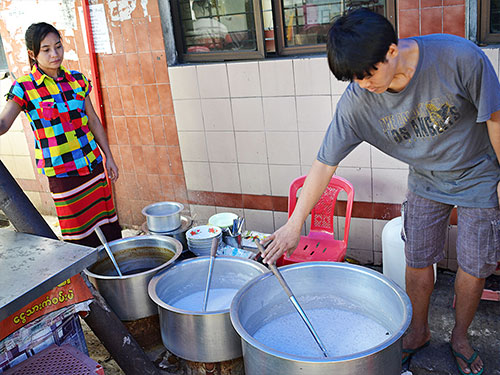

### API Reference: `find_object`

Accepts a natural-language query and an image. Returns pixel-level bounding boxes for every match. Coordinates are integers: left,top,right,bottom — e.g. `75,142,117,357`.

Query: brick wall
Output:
0,0,187,227
398,0,466,38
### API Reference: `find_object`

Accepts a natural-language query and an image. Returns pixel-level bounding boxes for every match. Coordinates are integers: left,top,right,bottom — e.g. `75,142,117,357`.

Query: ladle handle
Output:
254,239,329,358
210,236,218,257
94,225,108,245
95,226,123,277
202,237,219,311
254,241,295,297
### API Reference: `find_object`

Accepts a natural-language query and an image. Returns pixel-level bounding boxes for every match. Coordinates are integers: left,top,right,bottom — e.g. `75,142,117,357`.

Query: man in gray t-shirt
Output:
262,8,500,375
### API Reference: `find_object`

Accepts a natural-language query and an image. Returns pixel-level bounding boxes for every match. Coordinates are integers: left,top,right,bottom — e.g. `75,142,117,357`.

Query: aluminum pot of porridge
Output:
148,256,267,362
230,262,412,375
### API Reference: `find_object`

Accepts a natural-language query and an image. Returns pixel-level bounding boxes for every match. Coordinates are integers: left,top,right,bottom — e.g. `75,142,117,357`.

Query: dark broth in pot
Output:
90,246,174,276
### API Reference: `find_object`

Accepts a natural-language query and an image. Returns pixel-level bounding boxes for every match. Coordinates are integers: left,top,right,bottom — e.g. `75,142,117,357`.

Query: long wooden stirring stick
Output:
254,240,329,358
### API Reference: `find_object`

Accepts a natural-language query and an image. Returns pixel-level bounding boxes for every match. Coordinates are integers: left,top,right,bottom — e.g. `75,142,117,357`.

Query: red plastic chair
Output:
278,175,354,266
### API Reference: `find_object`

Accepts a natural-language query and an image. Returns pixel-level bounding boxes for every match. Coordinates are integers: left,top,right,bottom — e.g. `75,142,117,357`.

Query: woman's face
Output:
33,32,64,72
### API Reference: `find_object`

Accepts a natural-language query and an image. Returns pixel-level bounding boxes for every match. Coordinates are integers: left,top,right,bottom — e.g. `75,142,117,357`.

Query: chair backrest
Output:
288,175,355,244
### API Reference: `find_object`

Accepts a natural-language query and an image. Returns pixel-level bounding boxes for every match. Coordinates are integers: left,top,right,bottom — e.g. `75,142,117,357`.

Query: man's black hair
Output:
327,8,397,81
25,22,61,68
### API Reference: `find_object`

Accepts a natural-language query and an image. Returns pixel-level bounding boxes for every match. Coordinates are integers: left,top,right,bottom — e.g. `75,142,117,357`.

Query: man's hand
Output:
261,221,302,264
106,157,119,183
259,160,337,264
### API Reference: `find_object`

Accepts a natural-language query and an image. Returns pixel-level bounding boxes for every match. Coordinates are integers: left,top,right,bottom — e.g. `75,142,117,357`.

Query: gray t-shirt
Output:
317,34,500,208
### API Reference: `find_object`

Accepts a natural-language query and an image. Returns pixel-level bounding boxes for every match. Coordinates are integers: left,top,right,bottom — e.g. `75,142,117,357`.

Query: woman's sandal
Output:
450,345,484,375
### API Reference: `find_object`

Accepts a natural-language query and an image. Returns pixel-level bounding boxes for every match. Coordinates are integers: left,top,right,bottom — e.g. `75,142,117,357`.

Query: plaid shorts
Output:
402,190,500,278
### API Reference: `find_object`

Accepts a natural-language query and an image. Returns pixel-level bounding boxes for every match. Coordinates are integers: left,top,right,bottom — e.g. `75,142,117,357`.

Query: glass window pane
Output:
179,0,257,54
282,0,386,47
491,0,500,33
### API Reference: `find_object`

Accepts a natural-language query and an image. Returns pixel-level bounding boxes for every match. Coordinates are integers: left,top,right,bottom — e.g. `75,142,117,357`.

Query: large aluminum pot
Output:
148,256,268,362
84,235,182,321
142,201,184,232
230,262,412,375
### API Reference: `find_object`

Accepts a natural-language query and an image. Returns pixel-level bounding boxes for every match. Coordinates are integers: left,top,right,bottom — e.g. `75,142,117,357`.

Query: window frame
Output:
272,0,396,56
479,0,500,44
170,0,266,62
169,0,397,62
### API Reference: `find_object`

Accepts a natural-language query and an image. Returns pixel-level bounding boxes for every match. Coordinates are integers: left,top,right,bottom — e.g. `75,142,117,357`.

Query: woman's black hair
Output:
25,22,61,68
327,8,397,82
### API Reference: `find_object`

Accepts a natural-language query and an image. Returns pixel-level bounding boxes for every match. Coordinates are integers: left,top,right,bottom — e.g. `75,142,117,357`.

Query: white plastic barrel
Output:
382,217,436,291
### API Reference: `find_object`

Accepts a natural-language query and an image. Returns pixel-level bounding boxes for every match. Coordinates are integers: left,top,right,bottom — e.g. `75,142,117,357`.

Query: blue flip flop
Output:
402,340,430,365
450,345,484,375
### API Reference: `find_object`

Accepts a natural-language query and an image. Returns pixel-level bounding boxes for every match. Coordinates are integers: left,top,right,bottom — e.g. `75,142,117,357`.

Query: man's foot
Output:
450,339,484,375
402,329,431,364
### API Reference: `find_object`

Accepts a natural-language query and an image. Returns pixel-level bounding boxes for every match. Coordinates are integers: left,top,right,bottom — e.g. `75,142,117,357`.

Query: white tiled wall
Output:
169,49,500,267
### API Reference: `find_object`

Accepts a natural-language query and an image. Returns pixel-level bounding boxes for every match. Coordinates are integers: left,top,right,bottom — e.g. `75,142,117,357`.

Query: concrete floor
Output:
403,269,500,375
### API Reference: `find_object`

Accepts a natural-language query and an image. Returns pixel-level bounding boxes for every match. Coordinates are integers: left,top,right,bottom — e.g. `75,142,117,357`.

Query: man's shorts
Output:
402,190,500,278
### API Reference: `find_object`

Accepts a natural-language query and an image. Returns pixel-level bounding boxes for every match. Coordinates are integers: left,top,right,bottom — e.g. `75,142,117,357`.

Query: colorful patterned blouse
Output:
6,64,102,177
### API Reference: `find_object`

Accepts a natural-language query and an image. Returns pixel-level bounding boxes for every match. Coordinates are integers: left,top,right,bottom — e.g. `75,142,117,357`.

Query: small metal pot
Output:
148,256,268,362
143,216,192,252
84,235,182,321
142,201,184,232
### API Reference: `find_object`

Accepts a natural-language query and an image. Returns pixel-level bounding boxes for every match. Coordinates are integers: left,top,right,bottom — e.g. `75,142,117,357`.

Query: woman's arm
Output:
261,160,338,264
85,97,119,182
486,109,500,208
0,100,22,135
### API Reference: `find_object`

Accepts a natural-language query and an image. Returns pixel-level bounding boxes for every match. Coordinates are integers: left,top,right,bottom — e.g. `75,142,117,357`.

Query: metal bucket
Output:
84,235,182,321
230,262,412,375
148,256,268,362
142,215,192,252
142,201,184,232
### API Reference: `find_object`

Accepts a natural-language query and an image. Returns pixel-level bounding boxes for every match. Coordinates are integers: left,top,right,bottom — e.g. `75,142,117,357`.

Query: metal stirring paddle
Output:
202,237,219,311
254,240,329,358
94,226,123,277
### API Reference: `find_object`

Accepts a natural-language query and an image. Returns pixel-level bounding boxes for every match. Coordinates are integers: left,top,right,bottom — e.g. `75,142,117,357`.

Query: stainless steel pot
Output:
142,201,184,232
148,256,268,362
230,262,412,375
84,235,182,321
143,215,192,252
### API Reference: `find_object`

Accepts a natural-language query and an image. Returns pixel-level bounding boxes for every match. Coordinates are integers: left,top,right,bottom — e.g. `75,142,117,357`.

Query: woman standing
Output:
0,22,122,247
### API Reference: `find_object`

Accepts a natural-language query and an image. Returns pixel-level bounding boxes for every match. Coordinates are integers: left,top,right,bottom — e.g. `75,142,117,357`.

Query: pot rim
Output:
148,256,268,316
142,201,184,217
229,261,412,363
83,235,183,280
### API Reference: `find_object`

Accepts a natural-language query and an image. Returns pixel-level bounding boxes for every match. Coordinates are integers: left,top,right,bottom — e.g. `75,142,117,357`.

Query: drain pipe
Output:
0,161,160,375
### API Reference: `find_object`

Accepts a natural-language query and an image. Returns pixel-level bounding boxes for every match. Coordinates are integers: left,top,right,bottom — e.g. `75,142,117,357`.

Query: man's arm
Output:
486,109,500,208
262,160,338,264
85,98,119,182
0,100,22,136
